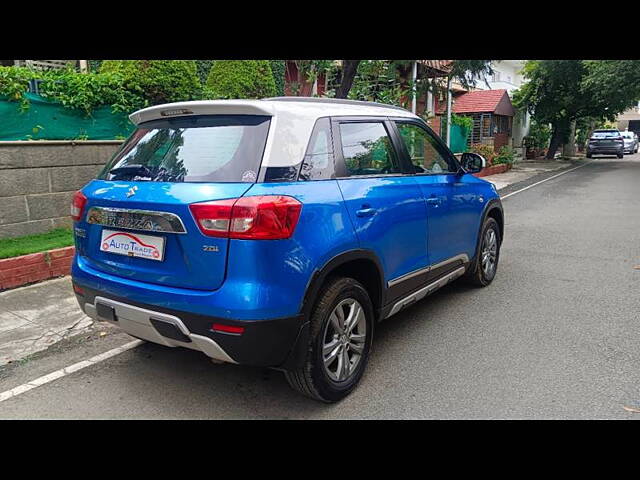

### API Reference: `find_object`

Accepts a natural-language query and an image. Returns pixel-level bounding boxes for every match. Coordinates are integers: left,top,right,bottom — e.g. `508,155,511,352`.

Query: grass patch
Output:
0,228,74,259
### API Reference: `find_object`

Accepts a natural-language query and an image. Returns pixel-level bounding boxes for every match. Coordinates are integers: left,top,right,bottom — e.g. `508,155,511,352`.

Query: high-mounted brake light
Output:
189,195,302,240
70,191,87,222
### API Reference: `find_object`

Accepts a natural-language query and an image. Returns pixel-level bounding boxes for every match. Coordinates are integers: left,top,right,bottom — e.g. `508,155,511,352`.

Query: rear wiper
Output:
108,164,152,179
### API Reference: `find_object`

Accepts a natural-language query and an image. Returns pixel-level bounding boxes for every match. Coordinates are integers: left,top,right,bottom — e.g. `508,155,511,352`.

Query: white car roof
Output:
129,98,419,167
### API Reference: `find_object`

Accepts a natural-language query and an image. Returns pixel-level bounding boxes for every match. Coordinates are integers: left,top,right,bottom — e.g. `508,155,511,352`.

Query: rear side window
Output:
339,122,400,176
299,118,335,181
98,115,271,183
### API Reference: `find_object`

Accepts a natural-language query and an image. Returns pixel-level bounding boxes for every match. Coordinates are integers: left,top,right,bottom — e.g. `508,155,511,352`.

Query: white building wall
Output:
475,60,530,152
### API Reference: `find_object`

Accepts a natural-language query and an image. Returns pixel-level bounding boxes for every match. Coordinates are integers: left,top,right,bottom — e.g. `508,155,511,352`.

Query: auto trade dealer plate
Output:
100,229,165,261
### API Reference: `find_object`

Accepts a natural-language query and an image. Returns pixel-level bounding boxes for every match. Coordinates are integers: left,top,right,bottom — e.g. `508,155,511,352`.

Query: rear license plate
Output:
100,229,165,261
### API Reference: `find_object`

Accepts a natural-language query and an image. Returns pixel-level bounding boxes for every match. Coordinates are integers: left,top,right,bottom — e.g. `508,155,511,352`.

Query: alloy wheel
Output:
481,228,498,278
322,298,367,383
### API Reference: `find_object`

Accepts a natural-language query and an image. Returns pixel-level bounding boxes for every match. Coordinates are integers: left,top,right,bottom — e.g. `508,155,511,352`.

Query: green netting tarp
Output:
450,124,469,154
0,93,135,140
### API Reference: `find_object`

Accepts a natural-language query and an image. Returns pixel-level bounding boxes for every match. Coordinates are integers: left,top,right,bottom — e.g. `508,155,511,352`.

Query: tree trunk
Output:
562,119,576,157
546,119,570,159
335,60,360,99
546,125,563,159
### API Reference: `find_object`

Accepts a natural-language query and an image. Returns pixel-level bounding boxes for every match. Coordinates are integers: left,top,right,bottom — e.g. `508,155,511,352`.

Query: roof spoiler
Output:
129,100,275,126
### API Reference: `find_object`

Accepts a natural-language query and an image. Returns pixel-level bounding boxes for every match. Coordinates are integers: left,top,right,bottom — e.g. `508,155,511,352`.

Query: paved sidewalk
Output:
482,158,576,190
0,277,93,365
0,157,583,367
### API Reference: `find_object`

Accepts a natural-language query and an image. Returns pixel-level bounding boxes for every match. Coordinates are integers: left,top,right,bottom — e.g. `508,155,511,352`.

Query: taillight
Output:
70,191,87,222
189,195,302,240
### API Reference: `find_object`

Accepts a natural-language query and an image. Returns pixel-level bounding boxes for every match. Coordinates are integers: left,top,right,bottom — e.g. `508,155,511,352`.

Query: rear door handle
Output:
426,197,441,206
356,208,377,217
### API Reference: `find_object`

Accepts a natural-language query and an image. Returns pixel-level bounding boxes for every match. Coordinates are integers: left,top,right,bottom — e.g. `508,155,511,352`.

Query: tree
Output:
285,60,334,96
335,60,361,99
347,60,410,106
439,60,493,144
205,60,276,99
513,60,640,159
448,60,494,90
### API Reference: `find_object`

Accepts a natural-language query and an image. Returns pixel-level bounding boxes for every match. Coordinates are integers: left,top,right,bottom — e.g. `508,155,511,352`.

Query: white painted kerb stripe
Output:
0,339,143,403
501,161,592,199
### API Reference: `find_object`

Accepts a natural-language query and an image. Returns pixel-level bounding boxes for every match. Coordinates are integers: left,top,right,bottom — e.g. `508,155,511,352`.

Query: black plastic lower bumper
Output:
75,283,306,368
587,147,623,155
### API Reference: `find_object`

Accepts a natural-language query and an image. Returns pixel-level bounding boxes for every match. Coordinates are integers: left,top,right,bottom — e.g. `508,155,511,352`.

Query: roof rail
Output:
262,96,410,113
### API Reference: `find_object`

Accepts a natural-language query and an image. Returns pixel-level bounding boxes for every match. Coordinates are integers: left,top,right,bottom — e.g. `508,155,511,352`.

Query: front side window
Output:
98,115,271,183
396,122,456,174
339,122,400,176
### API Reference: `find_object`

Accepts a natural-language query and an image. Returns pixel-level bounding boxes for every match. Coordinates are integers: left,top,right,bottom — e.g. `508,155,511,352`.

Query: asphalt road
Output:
1,155,640,419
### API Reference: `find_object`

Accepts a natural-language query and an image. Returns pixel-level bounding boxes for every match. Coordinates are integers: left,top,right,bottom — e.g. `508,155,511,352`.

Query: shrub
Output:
270,60,286,96
0,66,143,115
523,119,551,150
451,114,473,132
38,69,145,114
0,66,35,109
100,60,201,105
195,60,214,84
470,143,496,163
88,60,102,73
205,60,277,99
493,145,515,165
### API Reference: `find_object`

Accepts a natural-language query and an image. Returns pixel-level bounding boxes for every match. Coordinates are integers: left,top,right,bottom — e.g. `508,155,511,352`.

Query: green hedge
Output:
195,60,214,84
270,60,286,96
205,60,276,99
100,60,201,106
0,65,144,115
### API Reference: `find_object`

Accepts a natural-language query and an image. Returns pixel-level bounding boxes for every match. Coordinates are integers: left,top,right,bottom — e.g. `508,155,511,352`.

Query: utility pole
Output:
446,75,452,147
411,61,418,114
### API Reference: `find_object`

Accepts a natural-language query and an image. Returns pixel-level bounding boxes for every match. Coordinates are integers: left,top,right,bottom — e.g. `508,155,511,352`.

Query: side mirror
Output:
460,152,486,174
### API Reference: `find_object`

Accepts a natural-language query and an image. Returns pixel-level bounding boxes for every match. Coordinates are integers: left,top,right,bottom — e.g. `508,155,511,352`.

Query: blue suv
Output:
71,97,503,402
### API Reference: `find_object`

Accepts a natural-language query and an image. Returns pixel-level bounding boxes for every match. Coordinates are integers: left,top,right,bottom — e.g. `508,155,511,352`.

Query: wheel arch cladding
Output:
302,250,385,321
486,206,504,244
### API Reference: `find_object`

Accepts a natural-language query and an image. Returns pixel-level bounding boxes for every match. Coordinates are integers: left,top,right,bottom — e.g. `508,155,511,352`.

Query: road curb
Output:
0,246,75,291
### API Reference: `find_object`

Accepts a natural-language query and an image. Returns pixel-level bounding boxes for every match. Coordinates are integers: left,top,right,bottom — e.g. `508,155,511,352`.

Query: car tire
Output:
586,152,592,158
284,276,374,403
618,153,624,159
462,217,501,287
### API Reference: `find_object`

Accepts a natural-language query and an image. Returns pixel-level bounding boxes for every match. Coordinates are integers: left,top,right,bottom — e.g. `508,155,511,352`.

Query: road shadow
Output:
102,280,478,419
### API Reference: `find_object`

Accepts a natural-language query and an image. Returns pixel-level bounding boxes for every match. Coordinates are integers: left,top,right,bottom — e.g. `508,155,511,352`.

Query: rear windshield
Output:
98,115,271,183
591,131,620,139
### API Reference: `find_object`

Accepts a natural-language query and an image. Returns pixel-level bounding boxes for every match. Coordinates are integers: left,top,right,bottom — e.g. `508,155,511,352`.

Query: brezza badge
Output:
100,230,165,261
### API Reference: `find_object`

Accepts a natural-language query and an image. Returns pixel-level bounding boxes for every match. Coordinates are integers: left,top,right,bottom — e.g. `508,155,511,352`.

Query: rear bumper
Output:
587,145,623,154
74,282,306,368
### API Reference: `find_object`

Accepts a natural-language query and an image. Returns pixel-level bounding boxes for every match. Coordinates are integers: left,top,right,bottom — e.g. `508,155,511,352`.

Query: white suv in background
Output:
621,131,638,154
